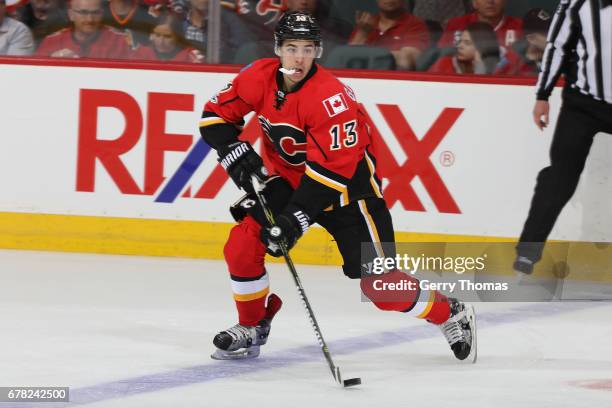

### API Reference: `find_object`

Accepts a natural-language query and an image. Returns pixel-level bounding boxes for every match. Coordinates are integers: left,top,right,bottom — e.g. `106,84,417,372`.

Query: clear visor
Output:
275,43,323,59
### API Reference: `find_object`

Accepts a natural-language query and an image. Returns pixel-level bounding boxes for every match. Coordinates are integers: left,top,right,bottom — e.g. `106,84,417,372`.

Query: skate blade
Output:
210,346,260,360
465,304,477,364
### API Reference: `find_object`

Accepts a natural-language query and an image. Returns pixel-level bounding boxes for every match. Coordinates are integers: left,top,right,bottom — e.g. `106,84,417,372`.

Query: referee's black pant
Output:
517,86,612,262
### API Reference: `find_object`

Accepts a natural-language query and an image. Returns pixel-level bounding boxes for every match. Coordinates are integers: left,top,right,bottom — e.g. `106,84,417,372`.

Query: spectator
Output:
348,0,429,70
101,0,157,48
36,0,130,58
285,0,351,54
17,0,69,46
412,0,471,26
219,0,286,61
182,0,251,63
0,0,34,55
439,0,522,50
429,22,501,75
183,0,207,51
505,8,552,76
132,10,204,62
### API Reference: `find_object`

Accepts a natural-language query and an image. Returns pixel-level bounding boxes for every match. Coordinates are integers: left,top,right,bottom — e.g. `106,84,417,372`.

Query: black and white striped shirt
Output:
537,0,612,104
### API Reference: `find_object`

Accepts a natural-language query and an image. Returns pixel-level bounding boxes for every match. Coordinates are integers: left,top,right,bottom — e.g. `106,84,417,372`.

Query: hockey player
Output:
199,11,476,362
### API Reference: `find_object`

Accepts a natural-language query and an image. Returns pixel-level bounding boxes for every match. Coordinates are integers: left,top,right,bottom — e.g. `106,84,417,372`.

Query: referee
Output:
514,0,612,274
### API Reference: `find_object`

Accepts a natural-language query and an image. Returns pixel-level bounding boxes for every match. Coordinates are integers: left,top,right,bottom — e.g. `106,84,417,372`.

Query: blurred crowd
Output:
0,0,557,76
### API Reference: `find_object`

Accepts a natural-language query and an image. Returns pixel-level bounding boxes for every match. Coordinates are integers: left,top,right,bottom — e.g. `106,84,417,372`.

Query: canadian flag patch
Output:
322,93,348,117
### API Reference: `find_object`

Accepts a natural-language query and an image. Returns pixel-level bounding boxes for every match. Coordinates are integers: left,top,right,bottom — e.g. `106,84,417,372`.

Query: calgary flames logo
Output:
256,0,285,16
258,116,307,166
235,0,286,24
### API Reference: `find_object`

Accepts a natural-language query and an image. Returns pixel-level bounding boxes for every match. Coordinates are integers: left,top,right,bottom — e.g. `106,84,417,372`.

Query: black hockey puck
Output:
343,378,361,387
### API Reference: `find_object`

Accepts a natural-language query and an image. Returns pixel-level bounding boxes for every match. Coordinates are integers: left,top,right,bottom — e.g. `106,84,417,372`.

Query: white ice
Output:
0,249,611,408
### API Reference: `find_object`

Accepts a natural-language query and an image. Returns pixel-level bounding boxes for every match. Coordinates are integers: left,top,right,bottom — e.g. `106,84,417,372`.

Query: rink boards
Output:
2,58,612,272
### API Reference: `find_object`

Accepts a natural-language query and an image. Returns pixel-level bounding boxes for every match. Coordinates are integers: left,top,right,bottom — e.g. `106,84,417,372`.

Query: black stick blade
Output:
343,378,362,387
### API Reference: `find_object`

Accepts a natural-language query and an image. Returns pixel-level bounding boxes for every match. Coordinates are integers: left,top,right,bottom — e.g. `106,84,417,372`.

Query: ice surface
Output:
0,249,611,408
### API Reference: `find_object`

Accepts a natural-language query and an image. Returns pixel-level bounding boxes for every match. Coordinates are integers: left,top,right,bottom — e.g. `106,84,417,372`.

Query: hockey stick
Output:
251,175,361,388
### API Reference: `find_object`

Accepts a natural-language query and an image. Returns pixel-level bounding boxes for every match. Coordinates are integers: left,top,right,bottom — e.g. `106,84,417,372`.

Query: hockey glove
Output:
218,141,267,192
260,209,310,257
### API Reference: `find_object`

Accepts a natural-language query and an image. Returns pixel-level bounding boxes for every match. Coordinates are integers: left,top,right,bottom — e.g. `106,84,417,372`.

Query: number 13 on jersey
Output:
330,120,358,150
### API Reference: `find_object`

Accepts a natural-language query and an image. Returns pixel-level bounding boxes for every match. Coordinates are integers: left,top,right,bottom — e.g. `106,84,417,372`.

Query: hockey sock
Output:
224,216,269,326
232,272,269,326
360,269,450,325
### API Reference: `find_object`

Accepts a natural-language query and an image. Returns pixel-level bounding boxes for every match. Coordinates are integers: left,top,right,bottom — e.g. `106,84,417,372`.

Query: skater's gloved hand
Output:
260,209,310,257
218,141,267,192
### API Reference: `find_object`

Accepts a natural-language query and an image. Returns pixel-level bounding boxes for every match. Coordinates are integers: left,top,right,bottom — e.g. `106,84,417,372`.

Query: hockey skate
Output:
211,293,282,360
439,298,477,363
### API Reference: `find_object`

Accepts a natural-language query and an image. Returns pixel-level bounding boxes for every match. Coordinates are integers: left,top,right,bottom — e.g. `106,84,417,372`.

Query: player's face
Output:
151,23,178,54
279,40,317,86
377,0,404,13
69,0,103,35
286,0,316,13
473,0,506,19
457,30,477,62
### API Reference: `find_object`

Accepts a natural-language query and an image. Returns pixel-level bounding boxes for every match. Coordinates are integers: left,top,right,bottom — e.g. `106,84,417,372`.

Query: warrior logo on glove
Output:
217,141,268,192
261,209,310,257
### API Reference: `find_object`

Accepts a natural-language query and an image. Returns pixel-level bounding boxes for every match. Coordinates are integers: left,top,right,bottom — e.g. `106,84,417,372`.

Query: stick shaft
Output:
251,176,341,383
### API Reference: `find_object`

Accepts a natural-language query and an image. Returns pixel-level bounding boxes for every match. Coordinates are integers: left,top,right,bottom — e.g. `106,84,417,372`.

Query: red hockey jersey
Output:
348,12,430,52
202,58,383,211
36,26,131,59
